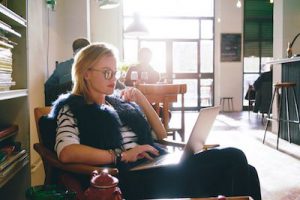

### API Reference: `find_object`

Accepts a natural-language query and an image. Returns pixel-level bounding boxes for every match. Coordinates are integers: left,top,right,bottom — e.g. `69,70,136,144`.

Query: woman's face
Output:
84,55,117,96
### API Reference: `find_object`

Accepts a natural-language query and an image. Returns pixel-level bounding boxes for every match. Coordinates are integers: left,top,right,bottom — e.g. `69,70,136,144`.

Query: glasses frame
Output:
89,68,118,80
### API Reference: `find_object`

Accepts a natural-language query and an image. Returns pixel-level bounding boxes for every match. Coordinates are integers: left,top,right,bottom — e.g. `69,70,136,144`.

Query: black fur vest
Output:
50,93,154,150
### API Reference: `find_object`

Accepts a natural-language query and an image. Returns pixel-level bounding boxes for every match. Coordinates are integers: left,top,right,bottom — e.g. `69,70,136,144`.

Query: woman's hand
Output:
121,87,145,104
121,145,159,163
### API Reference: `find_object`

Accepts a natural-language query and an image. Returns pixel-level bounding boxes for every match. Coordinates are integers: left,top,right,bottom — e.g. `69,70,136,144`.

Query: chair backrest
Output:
34,107,52,144
137,83,187,141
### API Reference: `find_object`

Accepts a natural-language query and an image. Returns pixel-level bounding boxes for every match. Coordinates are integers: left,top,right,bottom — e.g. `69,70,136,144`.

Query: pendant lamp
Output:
124,13,148,37
236,0,242,8
98,0,120,9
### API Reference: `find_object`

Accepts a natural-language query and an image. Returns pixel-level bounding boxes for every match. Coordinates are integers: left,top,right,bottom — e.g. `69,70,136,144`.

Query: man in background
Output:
124,47,160,86
44,38,90,106
253,65,273,113
254,65,273,91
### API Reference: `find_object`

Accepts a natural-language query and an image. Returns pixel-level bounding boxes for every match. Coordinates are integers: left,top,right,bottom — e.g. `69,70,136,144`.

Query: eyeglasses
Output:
89,68,118,80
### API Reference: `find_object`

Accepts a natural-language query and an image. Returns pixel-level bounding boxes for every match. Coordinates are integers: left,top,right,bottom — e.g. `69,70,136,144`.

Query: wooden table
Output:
148,196,253,200
137,83,187,141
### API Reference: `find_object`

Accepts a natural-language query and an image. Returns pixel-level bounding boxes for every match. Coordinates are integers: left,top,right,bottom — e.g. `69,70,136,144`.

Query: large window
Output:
123,0,214,110
243,0,273,108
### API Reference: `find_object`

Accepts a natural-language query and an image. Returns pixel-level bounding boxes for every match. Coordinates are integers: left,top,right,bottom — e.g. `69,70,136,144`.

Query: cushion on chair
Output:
38,115,57,152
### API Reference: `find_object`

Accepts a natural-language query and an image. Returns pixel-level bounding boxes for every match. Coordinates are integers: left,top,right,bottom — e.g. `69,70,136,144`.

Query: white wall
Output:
273,0,300,84
28,0,48,186
90,0,123,55
215,0,244,111
271,0,300,132
28,0,90,186
46,0,90,77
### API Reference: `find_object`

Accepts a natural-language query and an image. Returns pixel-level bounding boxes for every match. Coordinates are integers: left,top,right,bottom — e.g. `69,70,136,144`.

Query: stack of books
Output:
0,20,16,91
0,125,28,178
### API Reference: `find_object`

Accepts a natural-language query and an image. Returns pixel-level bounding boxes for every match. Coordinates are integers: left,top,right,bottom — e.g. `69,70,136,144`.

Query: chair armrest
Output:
156,138,185,148
203,144,220,150
33,143,118,176
156,139,219,151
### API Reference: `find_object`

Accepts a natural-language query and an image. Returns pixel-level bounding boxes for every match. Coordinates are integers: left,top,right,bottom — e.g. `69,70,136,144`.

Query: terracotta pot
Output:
84,170,122,200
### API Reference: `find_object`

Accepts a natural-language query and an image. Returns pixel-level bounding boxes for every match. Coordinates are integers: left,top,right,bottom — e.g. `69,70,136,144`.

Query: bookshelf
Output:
0,1,29,199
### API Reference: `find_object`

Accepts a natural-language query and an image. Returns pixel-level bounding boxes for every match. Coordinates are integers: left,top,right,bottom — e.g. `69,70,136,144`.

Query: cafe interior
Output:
1,0,300,199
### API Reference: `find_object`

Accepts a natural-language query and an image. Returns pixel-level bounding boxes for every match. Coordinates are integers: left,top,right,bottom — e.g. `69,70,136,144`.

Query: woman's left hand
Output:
120,87,144,103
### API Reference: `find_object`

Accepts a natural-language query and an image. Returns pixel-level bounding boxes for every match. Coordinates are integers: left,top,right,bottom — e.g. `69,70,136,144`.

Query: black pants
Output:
118,147,261,200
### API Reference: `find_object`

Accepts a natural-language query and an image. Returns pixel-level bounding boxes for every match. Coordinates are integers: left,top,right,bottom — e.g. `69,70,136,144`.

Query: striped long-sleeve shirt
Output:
54,105,139,157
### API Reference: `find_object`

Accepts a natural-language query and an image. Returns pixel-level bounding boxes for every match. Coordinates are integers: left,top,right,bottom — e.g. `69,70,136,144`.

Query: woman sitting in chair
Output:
50,43,261,200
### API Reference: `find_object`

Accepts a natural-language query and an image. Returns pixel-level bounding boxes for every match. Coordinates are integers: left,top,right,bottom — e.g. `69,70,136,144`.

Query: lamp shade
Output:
124,13,148,37
98,0,120,9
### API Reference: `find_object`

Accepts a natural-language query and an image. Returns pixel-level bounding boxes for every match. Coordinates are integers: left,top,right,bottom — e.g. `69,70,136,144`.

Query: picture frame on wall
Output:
221,33,241,62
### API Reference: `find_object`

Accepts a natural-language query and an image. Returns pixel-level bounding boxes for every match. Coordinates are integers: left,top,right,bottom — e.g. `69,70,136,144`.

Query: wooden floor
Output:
170,111,300,200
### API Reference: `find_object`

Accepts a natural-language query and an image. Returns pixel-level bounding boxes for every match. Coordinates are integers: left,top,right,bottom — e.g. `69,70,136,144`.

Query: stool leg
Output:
292,87,300,134
277,89,283,150
220,99,222,111
263,88,277,144
222,99,224,111
285,88,291,143
227,99,230,111
231,99,234,111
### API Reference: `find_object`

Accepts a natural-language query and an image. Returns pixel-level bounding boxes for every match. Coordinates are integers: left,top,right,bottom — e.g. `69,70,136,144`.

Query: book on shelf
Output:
0,124,18,140
0,19,21,37
0,73,12,82
0,40,13,49
0,35,17,46
0,149,26,172
0,81,15,90
0,66,12,72
0,152,28,177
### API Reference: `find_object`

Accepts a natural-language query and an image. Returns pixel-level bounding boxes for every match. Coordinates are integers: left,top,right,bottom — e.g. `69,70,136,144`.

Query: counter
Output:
266,58,300,145
266,56,300,65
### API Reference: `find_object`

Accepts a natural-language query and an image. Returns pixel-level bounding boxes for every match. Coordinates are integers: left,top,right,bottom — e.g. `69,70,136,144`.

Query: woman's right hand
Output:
121,145,159,163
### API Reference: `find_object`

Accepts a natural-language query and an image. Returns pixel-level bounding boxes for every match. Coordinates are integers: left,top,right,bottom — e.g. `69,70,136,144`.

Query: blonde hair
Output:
71,43,118,100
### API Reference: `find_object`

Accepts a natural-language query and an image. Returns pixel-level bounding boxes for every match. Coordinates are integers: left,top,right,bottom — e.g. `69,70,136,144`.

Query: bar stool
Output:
263,82,300,149
220,97,234,112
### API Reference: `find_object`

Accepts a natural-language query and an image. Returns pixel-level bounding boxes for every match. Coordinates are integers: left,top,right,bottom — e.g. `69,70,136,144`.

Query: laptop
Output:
130,106,220,171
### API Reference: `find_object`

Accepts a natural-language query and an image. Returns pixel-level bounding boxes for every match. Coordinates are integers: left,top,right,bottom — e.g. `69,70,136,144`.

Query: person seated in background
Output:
44,38,90,106
124,47,160,86
49,42,261,200
253,65,273,114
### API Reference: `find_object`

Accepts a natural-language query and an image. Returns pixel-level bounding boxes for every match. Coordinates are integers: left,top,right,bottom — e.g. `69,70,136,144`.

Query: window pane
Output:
140,41,166,73
123,39,138,64
124,18,199,39
173,42,197,73
173,79,198,107
123,0,214,17
200,40,213,73
201,20,213,39
244,57,259,73
200,79,213,107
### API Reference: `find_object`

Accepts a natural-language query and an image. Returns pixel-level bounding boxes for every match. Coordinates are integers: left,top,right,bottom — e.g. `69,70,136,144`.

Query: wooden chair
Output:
33,106,218,199
137,83,187,141
33,107,187,183
33,107,118,186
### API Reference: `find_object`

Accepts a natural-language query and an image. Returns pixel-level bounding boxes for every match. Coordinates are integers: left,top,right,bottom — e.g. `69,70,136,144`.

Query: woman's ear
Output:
84,70,90,81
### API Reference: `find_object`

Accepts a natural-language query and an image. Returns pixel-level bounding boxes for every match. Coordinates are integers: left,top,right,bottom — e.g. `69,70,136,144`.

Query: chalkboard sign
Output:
221,33,241,62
